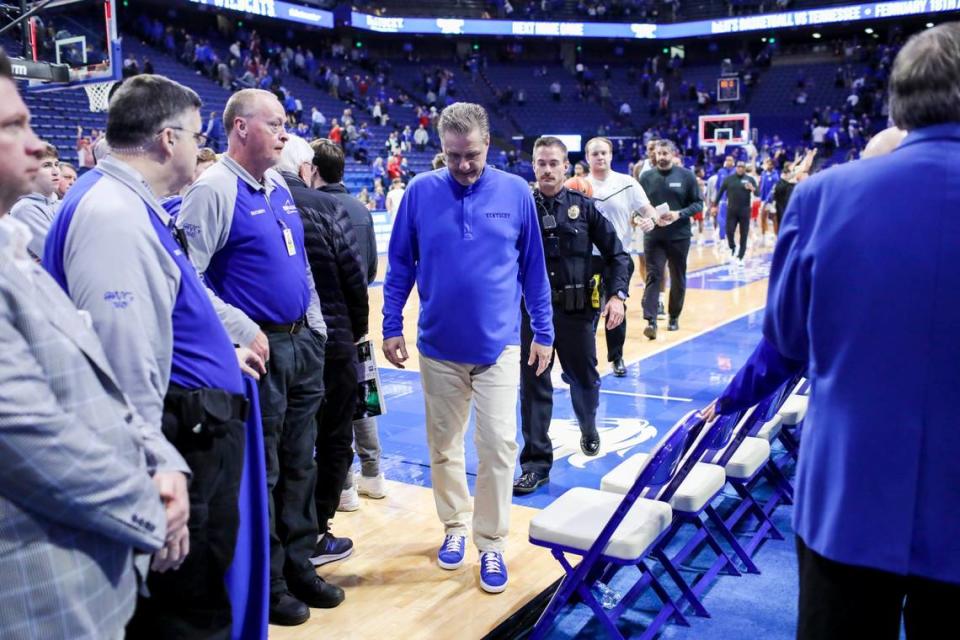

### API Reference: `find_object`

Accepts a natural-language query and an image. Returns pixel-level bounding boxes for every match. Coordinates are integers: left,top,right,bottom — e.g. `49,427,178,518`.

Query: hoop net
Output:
82,81,117,112
715,140,728,157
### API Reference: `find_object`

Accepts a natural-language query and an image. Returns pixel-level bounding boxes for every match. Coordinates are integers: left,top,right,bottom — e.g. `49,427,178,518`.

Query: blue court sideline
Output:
372,309,766,509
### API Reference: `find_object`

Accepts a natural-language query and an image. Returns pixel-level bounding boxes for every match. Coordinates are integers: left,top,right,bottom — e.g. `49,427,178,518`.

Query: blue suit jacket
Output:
765,123,960,584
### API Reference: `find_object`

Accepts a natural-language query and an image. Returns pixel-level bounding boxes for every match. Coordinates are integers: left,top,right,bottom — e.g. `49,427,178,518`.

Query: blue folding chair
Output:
702,392,797,565
601,409,751,614
772,375,808,465
527,412,707,640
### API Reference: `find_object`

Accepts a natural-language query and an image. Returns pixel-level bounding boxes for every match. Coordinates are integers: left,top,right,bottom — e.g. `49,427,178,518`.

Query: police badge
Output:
567,205,580,220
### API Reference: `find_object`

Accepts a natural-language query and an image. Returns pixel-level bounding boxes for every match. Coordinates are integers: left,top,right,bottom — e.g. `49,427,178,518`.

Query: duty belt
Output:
163,383,250,441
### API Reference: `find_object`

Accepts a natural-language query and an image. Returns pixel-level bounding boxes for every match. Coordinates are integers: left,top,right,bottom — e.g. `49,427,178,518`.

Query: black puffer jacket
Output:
282,171,368,360
319,183,378,284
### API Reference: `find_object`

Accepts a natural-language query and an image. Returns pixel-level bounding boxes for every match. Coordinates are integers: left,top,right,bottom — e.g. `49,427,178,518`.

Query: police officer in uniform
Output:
514,136,631,495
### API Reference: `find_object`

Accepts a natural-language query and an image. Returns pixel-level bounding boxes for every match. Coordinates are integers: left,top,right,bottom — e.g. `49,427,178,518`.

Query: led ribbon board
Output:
351,1,959,39
187,0,334,28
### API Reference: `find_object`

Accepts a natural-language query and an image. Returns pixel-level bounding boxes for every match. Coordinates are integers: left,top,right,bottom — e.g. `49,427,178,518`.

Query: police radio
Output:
532,188,557,230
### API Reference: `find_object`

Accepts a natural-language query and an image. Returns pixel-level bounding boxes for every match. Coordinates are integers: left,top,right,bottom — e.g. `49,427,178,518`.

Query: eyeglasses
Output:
159,126,208,147
261,119,286,134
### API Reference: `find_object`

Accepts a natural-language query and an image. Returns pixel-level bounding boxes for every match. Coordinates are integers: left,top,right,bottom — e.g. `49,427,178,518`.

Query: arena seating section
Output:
14,4,885,193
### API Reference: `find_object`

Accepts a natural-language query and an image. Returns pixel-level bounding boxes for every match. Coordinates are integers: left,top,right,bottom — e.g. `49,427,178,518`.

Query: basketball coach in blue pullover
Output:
382,103,553,594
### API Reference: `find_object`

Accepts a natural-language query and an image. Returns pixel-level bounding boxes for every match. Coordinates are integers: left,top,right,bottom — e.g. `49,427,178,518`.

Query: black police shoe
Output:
269,592,310,626
612,358,627,377
290,575,345,609
581,433,601,456
668,317,679,331
643,321,657,340
513,471,549,495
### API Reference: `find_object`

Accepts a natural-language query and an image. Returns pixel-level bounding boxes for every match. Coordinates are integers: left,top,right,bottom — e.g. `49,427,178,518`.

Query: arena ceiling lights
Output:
350,0,960,40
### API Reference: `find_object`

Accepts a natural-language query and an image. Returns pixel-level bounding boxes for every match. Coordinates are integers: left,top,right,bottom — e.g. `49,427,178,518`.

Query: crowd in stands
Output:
792,35,901,162
129,12,445,210
122,8,894,206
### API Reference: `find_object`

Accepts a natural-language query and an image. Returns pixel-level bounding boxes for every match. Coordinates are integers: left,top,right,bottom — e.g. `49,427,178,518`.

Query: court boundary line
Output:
618,303,766,373
598,389,693,402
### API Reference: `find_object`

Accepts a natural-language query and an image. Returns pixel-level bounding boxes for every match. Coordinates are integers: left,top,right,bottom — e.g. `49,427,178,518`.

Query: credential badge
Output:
567,205,580,220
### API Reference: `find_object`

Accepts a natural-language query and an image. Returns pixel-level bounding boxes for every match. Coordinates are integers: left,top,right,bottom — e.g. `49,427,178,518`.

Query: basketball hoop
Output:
82,81,118,112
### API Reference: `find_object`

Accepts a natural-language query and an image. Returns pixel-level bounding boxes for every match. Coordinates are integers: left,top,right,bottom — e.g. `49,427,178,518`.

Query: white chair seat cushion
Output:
600,453,725,513
725,437,771,479
529,487,672,561
756,414,783,441
778,395,808,426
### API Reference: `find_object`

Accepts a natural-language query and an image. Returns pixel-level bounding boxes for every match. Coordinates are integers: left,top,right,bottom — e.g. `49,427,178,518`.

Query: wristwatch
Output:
616,291,628,301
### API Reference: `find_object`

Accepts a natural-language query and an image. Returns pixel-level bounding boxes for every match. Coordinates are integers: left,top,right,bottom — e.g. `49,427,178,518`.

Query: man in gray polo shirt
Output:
179,88,339,626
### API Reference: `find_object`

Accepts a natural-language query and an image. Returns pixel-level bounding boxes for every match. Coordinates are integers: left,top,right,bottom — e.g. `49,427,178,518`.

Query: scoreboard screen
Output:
717,77,740,102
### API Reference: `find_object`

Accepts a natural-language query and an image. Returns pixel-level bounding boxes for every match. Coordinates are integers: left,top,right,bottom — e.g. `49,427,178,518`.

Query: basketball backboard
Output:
698,113,751,151
3,0,120,90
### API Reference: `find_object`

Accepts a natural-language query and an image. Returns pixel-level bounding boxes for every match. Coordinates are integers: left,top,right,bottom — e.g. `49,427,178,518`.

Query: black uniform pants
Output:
314,350,359,534
127,399,245,639
796,536,960,640
519,303,601,476
642,235,691,322
726,207,751,259
259,329,326,597
592,255,634,362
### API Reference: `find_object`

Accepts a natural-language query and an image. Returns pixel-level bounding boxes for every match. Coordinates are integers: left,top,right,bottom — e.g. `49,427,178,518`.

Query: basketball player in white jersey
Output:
585,136,657,375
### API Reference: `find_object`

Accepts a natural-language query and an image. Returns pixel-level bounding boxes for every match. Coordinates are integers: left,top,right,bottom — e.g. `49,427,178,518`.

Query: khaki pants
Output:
419,346,521,553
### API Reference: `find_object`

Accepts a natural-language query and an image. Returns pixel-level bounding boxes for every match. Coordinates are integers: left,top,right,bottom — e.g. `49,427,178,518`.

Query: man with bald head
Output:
861,126,907,159
179,88,338,626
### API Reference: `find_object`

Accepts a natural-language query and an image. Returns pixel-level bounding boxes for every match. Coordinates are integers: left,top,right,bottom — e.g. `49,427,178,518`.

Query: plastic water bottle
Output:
595,582,621,610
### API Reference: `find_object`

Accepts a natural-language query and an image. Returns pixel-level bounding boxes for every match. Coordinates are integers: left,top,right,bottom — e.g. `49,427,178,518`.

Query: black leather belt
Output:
258,316,307,334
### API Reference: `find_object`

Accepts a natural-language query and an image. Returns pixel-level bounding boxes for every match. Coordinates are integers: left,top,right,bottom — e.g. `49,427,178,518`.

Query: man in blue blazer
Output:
765,23,960,639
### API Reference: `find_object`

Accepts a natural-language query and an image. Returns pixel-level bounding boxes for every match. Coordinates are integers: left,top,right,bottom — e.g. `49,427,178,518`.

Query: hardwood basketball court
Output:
270,241,772,639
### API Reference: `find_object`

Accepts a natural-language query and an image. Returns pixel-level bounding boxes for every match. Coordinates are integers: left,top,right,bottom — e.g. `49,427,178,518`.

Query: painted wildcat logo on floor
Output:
549,417,658,468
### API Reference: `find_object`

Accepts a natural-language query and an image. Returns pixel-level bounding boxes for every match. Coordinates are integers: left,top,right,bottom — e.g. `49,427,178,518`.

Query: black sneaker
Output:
643,320,657,340
657,300,666,318
612,358,627,377
289,575,345,609
580,433,601,456
513,471,549,495
310,532,354,567
668,317,679,331
269,592,310,626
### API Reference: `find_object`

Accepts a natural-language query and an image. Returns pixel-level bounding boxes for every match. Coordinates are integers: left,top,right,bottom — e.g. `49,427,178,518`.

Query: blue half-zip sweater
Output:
383,167,553,365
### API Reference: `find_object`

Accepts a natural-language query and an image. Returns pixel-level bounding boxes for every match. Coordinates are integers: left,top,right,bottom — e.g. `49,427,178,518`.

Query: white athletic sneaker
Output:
358,473,388,499
737,257,746,268
337,484,360,512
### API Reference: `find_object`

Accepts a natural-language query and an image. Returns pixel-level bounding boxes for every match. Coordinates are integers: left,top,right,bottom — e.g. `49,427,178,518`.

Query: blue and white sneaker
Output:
310,532,354,567
437,534,466,570
479,551,508,593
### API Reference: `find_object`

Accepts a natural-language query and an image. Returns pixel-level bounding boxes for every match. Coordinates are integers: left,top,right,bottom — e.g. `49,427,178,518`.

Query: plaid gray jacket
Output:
0,224,167,639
